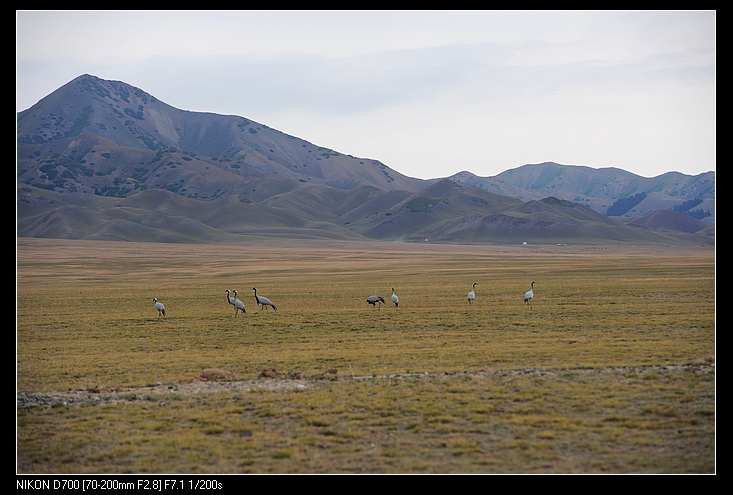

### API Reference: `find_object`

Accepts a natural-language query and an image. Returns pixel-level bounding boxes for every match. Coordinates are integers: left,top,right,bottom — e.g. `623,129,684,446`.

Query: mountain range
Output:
449,165,714,222
17,75,714,245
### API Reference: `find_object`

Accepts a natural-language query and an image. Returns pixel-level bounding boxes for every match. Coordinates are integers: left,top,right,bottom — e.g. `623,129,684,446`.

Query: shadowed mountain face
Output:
449,163,715,223
17,75,713,245
628,209,709,234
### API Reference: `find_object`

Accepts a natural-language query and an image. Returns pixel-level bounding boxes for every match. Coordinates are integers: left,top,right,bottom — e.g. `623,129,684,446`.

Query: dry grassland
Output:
17,238,715,473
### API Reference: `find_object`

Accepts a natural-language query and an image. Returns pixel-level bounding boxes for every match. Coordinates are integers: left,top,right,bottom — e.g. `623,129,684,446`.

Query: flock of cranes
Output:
223,288,277,316
152,282,536,318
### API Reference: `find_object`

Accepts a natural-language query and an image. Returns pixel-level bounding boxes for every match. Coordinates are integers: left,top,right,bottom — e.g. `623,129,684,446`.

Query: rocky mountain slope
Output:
449,163,714,223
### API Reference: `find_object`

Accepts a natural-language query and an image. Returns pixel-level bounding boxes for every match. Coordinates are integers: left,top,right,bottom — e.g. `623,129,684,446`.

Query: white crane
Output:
152,297,166,318
391,288,399,308
523,281,535,308
231,289,246,316
367,295,385,309
252,288,277,311
467,282,477,304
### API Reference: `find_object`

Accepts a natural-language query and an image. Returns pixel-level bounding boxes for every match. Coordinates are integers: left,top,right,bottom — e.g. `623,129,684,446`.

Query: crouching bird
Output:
367,295,385,309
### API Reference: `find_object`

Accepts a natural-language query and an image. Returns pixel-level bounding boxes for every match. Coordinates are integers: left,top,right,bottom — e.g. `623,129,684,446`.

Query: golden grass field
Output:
16,237,715,473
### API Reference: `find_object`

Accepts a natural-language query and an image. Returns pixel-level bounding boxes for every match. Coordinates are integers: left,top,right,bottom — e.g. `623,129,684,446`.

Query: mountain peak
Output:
62,74,156,102
67,73,108,89
540,196,579,207
451,170,478,179
73,73,100,81
520,162,564,169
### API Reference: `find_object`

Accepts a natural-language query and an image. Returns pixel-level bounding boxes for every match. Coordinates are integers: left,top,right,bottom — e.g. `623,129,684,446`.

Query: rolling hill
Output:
628,209,708,234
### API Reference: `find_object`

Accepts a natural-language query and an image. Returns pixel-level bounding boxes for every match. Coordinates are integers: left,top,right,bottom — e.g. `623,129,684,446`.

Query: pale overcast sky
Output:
17,10,715,179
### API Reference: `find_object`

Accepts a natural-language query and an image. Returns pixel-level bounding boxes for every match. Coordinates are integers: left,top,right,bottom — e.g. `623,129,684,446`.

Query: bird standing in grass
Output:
391,288,399,308
524,281,535,308
467,282,477,304
226,289,236,313
367,295,385,309
231,290,246,316
252,288,277,311
153,298,166,318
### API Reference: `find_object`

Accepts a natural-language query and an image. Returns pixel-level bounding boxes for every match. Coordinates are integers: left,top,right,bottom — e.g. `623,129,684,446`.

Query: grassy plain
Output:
17,238,715,473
